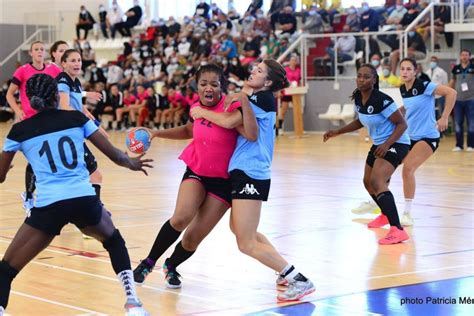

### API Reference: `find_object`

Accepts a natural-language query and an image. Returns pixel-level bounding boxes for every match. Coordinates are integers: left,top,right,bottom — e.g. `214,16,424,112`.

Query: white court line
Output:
11,290,106,315
367,263,474,280
0,252,232,309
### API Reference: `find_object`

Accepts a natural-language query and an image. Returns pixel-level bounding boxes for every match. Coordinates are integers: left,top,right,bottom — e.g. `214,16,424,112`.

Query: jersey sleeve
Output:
57,76,71,94
424,82,438,96
83,119,99,138
227,100,242,112
3,125,22,152
11,67,24,86
380,101,398,118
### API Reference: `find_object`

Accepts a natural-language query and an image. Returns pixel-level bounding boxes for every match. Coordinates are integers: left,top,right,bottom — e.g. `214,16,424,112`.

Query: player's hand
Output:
437,116,449,132
190,106,206,119
323,130,339,142
128,152,153,176
14,110,24,123
223,93,243,112
374,143,390,158
87,91,103,101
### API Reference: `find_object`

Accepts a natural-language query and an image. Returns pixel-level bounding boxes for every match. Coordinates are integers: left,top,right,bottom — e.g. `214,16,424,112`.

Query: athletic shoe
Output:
133,259,154,286
400,213,414,226
277,279,315,302
351,200,380,215
452,146,463,152
163,260,182,289
276,274,288,286
367,214,389,228
378,226,409,245
467,147,474,152
0,306,4,316
20,192,33,217
124,298,149,316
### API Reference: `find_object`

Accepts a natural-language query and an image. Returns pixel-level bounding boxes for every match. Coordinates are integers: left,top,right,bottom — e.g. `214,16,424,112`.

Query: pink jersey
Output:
285,66,301,83
11,63,62,119
49,63,63,77
179,95,241,179
168,91,184,108
183,93,199,108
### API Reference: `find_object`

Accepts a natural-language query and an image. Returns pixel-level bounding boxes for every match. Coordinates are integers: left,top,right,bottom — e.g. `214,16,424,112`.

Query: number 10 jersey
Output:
3,109,98,207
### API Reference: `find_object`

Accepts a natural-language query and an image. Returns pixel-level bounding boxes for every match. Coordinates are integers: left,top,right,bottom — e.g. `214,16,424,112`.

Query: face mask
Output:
231,60,238,66
257,14,264,19
154,58,161,64
348,9,356,15
170,40,175,45
362,5,369,13
382,69,391,77
246,37,252,42
371,59,380,67
222,59,228,65
159,39,165,45
2,84,8,90
430,61,438,69
245,16,252,22
199,39,206,46
201,61,208,66
99,6,105,12
200,0,205,3
408,31,415,37
309,10,317,16
133,69,139,76
396,5,403,11
186,65,193,70
181,38,187,43
184,18,190,24
132,64,138,69
81,10,87,15
146,60,152,66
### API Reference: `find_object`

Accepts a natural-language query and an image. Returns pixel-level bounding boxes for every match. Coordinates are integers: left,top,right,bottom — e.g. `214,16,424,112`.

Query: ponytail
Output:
26,74,58,111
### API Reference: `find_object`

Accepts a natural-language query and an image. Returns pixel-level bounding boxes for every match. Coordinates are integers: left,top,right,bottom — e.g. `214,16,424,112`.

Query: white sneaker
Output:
400,213,414,226
452,146,463,152
466,147,474,152
125,299,149,316
276,273,288,286
351,200,380,215
20,192,34,217
277,279,315,301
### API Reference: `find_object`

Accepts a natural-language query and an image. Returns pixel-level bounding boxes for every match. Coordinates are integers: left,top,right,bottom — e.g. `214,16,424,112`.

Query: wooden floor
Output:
0,122,473,315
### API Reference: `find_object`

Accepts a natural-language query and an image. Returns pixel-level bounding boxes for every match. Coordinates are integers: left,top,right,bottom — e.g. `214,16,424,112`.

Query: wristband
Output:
82,91,87,97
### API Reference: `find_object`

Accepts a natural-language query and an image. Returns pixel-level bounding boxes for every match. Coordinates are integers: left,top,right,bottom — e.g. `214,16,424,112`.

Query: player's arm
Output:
192,108,242,129
59,92,74,110
0,151,15,183
88,131,153,175
6,83,23,120
323,119,363,142
146,121,193,140
434,84,457,131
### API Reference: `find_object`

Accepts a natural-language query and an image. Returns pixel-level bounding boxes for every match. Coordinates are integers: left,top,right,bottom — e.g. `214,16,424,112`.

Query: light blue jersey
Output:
57,72,84,112
229,91,276,180
2,110,98,207
355,90,410,145
400,79,439,140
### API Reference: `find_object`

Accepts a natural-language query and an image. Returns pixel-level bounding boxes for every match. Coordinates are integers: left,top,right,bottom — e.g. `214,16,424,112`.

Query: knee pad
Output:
0,261,18,281
102,229,125,251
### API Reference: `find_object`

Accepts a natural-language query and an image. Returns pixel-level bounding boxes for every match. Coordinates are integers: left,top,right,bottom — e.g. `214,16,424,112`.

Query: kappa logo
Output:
388,147,397,154
239,183,260,195
250,95,258,103
423,81,429,86
383,99,391,106
367,106,374,114
432,142,437,148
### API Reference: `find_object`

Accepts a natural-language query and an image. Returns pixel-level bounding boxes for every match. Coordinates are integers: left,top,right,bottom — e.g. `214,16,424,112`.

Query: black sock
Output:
92,184,101,200
376,191,402,230
102,230,131,274
147,220,182,262
166,241,195,268
117,121,122,129
0,260,19,308
25,164,36,200
155,123,160,129
278,119,283,128
131,121,137,127
370,194,384,214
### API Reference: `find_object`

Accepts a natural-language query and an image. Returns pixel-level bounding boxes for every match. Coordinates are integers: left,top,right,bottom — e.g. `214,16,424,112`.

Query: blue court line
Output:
247,277,474,316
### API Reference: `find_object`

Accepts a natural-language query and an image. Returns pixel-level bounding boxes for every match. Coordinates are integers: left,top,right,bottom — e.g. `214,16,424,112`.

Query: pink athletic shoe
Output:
378,226,409,245
368,214,389,228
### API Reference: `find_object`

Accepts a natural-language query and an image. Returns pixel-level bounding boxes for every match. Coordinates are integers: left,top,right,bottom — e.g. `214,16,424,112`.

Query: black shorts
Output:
25,196,103,236
366,143,410,169
230,169,271,201
84,143,98,175
182,168,232,205
281,95,292,102
410,137,440,153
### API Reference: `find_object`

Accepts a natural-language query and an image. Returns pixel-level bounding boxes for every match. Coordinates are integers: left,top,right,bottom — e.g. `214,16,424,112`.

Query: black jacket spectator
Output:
195,1,210,19
360,8,379,32
76,6,95,39
115,4,143,37
278,12,297,34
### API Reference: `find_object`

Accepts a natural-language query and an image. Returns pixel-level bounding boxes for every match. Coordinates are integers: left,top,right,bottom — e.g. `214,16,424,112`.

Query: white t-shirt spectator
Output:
108,5,124,25
107,64,123,85
336,35,356,56
164,46,175,59
178,40,191,56
427,65,448,99
166,61,179,78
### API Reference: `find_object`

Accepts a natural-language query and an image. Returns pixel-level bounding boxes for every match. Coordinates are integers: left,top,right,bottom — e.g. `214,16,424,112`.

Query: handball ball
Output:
126,128,151,154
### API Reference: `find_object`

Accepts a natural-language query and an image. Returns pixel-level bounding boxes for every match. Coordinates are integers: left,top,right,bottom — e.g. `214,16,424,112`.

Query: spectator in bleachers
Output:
85,62,107,85
240,12,256,36
247,0,263,16
301,5,324,34
143,58,154,81
360,2,379,32
153,85,171,129
253,9,272,37
241,35,261,66
138,86,159,127
379,62,402,88
269,0,293,31
195,0,211,20
390,30,426,74
378,0,407,51
345,6,360,32
218,33,238,59
81,41,96,71
116,89,136,130
76,5,96,40
263,32,281,58
324,25,356,75
370,53,384,76
416,63,431,82
228,57,248,84
426,56,449,119
162,86,184,128
216,12,238,37
167,17,181,38
90,82,110,120
108,0,124,39
178,36,191,57
423,3,453,50
115,0,142,37
277,6,297,35
128,84,149,127
106,84,123,126
279,55,301,133
210,2,223,19
98,4,109,39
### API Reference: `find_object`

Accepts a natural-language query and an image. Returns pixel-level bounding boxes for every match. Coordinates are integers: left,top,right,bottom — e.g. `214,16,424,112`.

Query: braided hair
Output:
26,74,58,111
195,63,228,92
350,63,380,101
263,59,290,92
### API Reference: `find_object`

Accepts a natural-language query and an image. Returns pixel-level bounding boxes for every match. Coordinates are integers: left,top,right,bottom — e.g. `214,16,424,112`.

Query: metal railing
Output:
0,28,55,68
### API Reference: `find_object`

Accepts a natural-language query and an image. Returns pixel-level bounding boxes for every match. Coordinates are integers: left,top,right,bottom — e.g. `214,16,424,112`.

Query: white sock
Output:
280,264,301,282
118,270,139,303
404,199,413,214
